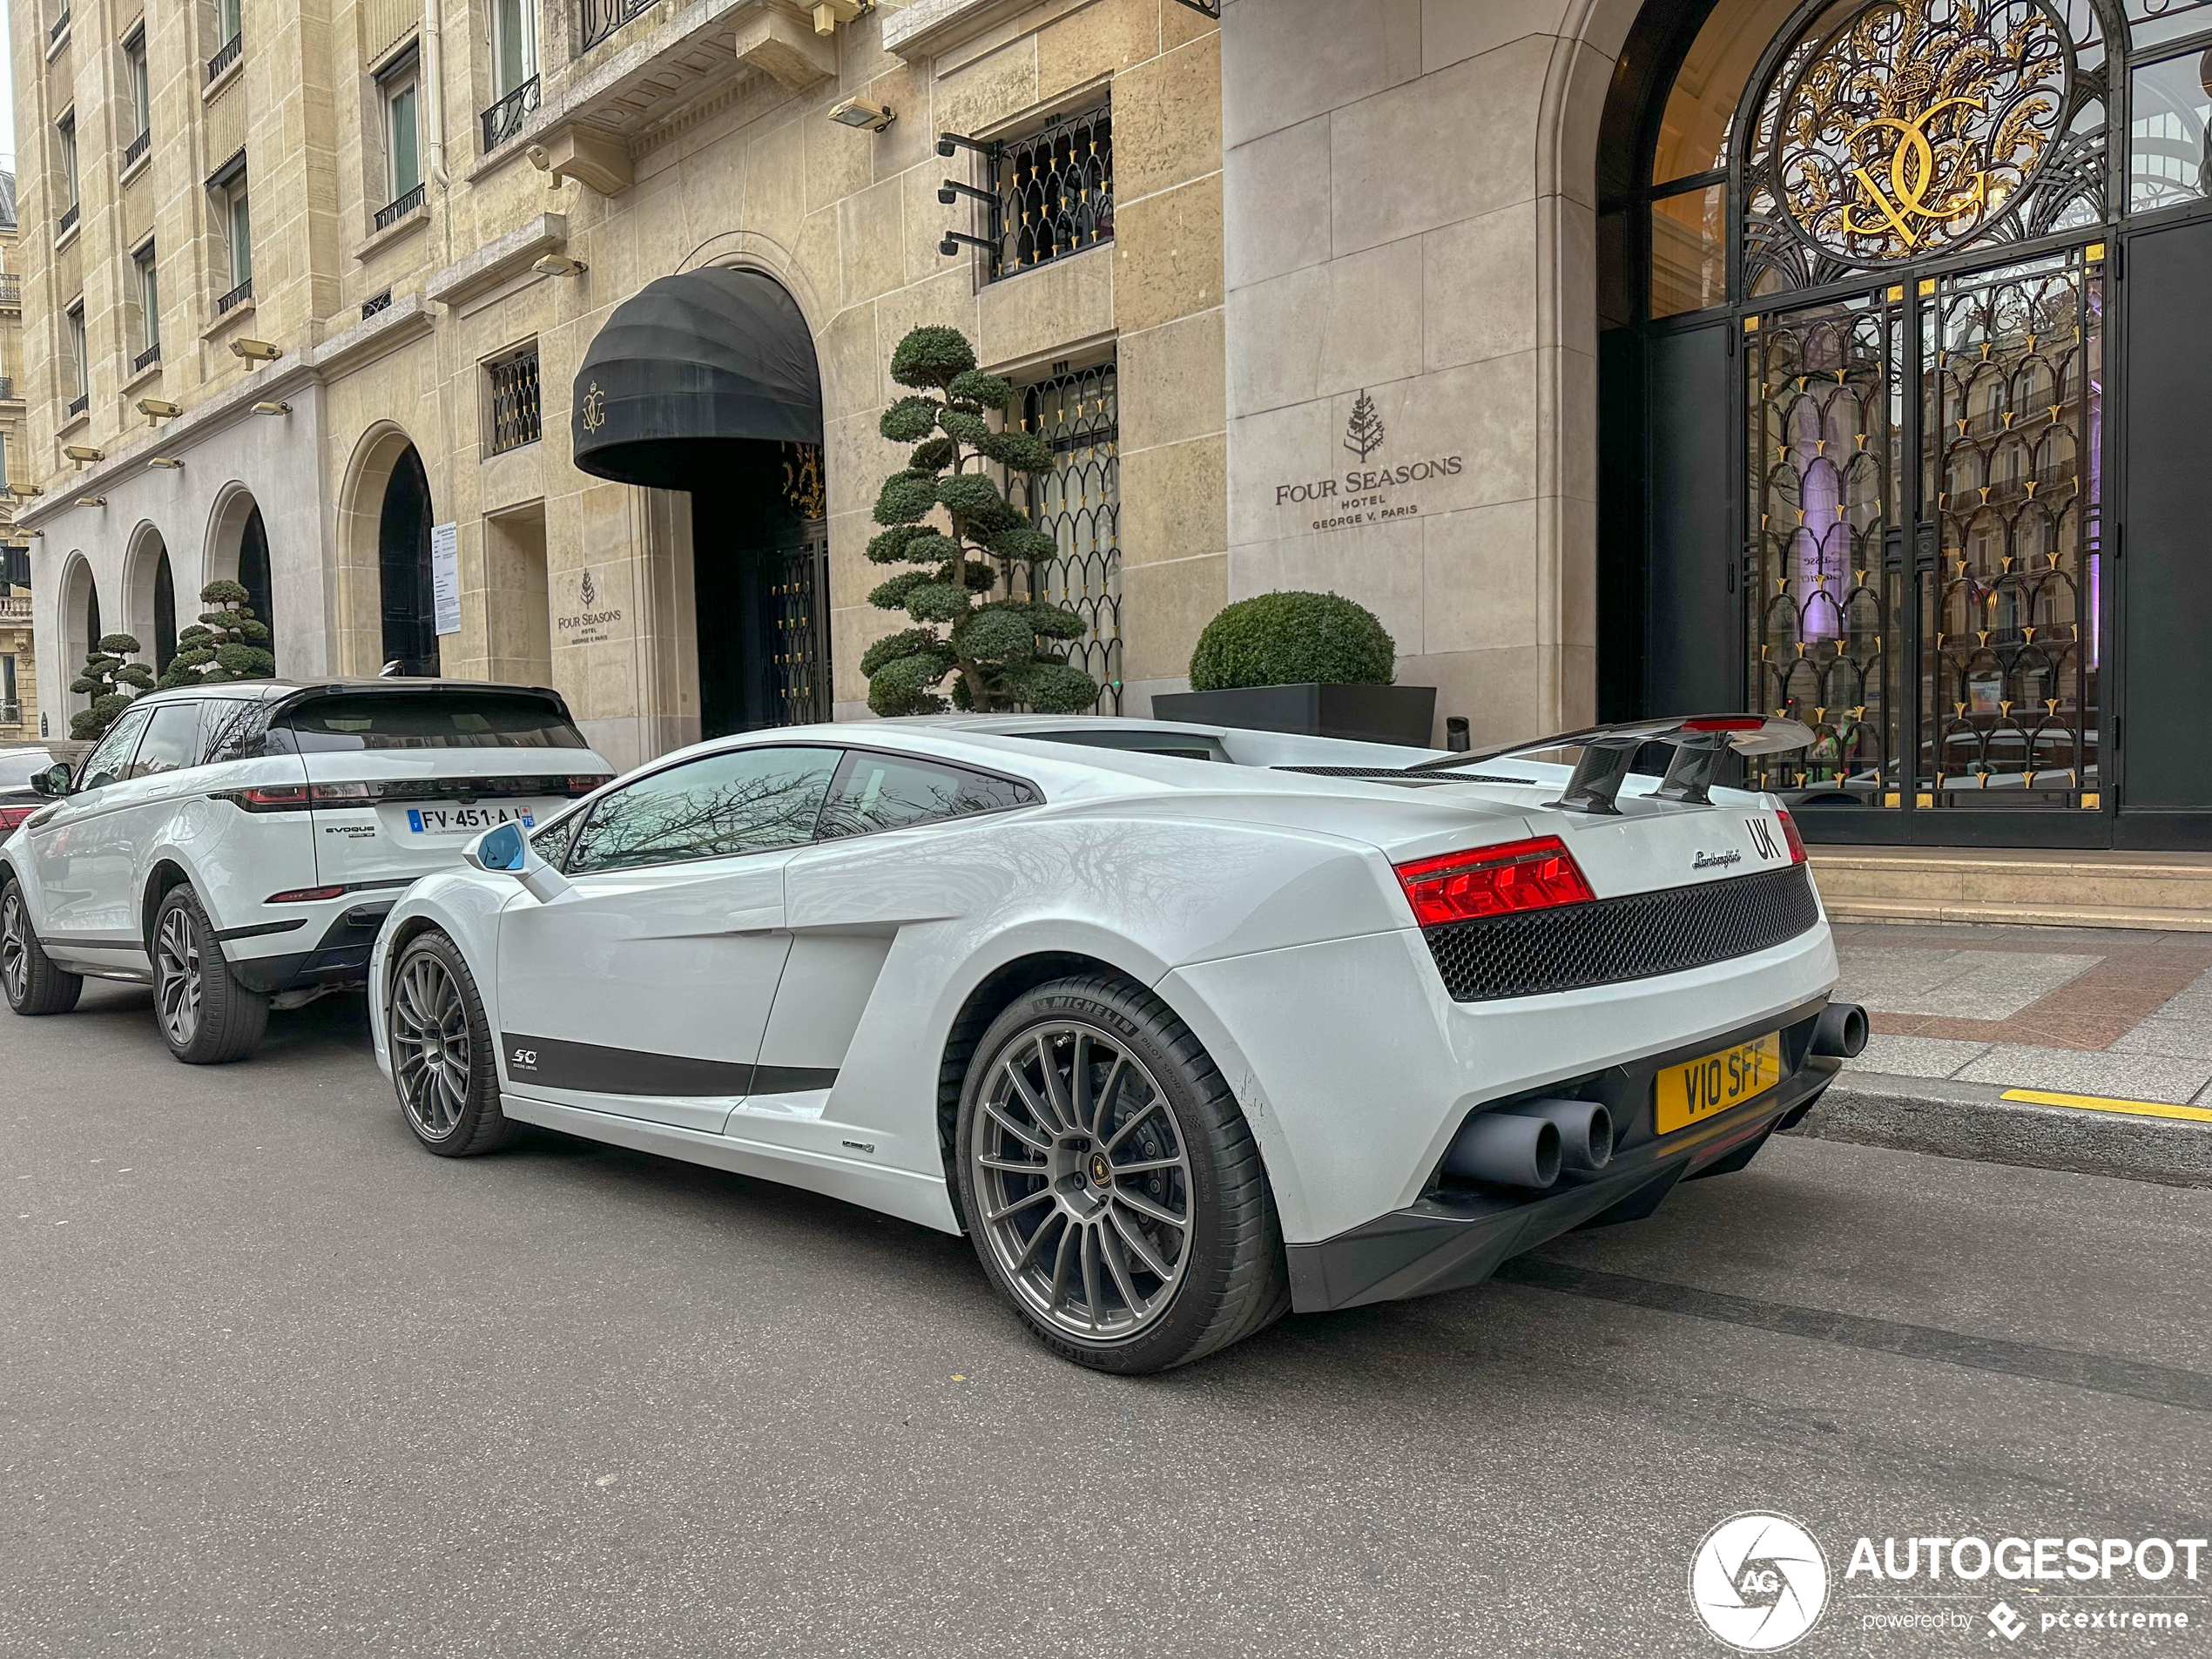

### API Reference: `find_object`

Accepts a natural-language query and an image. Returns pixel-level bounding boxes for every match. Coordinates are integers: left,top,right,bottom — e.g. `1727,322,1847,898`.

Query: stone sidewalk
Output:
1796,920,2212,1184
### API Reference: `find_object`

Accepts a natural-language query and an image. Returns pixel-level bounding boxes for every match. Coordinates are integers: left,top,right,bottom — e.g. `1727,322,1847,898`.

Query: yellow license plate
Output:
1656,1034,1783,1136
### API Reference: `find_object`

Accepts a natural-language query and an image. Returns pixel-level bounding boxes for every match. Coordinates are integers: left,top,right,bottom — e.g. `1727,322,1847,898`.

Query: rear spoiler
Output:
1407,715,1814,815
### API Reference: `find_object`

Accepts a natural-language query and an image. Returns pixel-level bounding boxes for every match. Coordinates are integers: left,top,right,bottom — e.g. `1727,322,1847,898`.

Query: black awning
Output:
570,267,824,489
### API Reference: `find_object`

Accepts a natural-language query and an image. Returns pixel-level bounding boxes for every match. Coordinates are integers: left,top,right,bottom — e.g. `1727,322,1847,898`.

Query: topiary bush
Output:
861,325,1098,717
69,634,156,741
1187,591,1396,692
158,580,274,690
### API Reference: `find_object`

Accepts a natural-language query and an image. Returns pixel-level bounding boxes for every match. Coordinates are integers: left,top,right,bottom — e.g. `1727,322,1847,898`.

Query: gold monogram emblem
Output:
580,381,607,434
1839,97,1989,247
1774,0,2067,264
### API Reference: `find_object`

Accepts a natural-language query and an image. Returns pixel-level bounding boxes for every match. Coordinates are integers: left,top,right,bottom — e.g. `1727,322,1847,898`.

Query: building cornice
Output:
424,214,569,307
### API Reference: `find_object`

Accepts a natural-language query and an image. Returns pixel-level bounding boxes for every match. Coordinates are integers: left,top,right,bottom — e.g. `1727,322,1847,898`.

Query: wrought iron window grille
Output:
0,276,19,306
374,182,427,232
1006,361,1123,713
361,288,393,320
65,394,88,418
132,342,161,374
122,128,151,170
207,30,240,80
485,346,542,455
579,0,654,52
216,276,253,314
48,6,68,44
0,376,16,400
481,75,540,152
57,203,78,238
940,103,1115,282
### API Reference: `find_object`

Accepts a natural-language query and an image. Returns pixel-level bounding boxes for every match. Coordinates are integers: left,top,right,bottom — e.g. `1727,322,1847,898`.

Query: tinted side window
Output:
529,809,583,871
278,691,586,751
200,698,275,765
565,746,840,874
815,752,1038,841
125,704,204,779
75,705,154,793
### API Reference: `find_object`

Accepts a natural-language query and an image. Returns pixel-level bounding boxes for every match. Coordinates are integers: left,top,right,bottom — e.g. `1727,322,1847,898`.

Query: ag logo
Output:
1689,1513,1829,1651
579,380,607,434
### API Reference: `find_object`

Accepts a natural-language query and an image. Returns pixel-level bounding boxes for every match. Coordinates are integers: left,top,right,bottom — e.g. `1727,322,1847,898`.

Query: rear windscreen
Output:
276,692,587,752
1014,729,1232,763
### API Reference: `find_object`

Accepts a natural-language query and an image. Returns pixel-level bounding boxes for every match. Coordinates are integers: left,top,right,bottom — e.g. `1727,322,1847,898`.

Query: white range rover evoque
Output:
368,711,1865,1372
0,679,612,1062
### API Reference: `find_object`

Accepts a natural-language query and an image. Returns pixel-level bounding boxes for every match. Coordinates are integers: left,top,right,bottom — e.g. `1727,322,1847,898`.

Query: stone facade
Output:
12,0,1635,764
0,188,32,748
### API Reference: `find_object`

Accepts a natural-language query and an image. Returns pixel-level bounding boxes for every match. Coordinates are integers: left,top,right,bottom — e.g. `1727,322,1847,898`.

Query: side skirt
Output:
498,1092,964,1237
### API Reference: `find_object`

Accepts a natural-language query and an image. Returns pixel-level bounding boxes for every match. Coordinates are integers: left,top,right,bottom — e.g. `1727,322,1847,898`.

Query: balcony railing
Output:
361,288,393,320
0,275,19,306
486,348,542,455
207,31,240,80
374,182,426,232
132,342,161,374
48,6,68,44
481,75,540,153
57,203,79,239
0,377,16,400
65,394,88,418
123,128,151,170
0,703,21,726
217,276,253,314
579,0,653,52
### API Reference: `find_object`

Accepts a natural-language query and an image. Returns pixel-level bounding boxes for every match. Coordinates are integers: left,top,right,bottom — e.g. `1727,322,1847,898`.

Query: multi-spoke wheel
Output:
149,887,266,1063
957,975,1289,1373
388,930,516,1156
0,882,81,1016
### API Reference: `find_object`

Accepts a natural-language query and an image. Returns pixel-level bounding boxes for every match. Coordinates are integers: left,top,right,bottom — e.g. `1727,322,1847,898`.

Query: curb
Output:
1783,1071,2212,1188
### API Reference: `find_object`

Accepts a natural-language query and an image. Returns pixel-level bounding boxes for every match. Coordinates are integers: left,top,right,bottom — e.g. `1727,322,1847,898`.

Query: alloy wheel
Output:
153,907,202,1049
970,1022,1194,1342
391,952,472,1139
0,891,26,1003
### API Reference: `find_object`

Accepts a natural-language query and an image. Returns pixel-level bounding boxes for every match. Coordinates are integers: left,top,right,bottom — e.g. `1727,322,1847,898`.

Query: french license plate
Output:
406,806,536,835
1655,1033,1783,1136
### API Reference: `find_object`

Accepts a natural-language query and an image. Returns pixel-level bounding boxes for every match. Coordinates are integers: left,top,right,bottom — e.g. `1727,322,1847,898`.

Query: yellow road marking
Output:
2000,1089,2212,1123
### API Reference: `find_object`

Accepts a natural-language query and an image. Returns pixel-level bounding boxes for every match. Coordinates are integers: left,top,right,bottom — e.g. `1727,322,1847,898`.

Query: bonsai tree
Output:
1188,591,1397,691
158,579,275,689
70,634,156,741
860,325,1098,716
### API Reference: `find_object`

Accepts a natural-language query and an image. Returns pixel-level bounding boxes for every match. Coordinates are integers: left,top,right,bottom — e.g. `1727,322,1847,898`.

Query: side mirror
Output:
30,763,71,798
463,821,571,902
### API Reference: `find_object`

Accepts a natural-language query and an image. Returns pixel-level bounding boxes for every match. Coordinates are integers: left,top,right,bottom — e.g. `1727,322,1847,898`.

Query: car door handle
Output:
724,906,782,934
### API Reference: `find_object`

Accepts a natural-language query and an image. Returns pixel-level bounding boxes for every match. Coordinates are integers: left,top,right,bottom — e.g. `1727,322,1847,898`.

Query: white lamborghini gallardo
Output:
368,714,1864,1372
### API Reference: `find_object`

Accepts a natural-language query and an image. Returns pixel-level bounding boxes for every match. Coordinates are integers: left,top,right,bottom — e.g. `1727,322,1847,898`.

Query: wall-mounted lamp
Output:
810,0,863,35
21,528,41,537
138,397,183,423
532,253,588,277
230,337,282,362
829,97,895,132
146,456,184,470
524,143,564,189
9,483,42,499
64,444,104,464
1170,0,1220,15
75,496,106,508
252,400,291,416
935,132,991,158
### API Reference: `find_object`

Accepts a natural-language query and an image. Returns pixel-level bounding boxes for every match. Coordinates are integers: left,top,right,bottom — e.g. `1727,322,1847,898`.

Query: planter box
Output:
1150,683,1437,746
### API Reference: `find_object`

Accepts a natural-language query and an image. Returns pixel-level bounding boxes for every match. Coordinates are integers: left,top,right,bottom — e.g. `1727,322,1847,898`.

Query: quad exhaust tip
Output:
1812,1001,1868,1059
1443,1097,1614,1190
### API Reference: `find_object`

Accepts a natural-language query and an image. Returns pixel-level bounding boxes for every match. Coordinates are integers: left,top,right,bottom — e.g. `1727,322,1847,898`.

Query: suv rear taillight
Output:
1776,808,1808,863
217,785,312,812
0,804,35,833
1394,836,1595,926
564,774,613,796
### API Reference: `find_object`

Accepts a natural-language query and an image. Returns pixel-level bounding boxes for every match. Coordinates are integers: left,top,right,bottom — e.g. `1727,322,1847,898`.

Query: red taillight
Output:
1680,716,1765,732
0,805,35,833
1394,836,1596,926
221,785,312,812
565,774,612,795
266,886,347,904
1776,808,1808,864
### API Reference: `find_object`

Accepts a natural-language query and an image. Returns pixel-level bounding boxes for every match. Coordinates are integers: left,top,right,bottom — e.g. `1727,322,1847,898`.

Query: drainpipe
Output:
422,0,453,208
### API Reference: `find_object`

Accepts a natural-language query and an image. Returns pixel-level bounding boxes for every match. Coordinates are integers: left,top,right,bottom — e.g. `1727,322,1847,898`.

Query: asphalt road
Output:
3,984,2209,1658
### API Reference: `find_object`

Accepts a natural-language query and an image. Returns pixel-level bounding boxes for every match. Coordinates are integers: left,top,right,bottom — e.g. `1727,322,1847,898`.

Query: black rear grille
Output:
1421,863,1821,1001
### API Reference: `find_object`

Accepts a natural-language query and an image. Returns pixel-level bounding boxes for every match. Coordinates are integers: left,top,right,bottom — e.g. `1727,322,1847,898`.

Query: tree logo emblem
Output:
580,570,597,609
1688,1513,1829,1650
1343,389,1386,462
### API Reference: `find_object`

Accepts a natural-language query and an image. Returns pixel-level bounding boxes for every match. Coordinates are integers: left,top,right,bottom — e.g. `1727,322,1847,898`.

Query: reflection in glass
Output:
566,746,840,873
2128,50,2212,211
1651,0,1809,183
815,755,1036,841
1652,185,1728,316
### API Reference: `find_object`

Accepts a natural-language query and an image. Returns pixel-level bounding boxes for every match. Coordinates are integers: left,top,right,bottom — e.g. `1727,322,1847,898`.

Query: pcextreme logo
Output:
1690,1513,1830,1651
